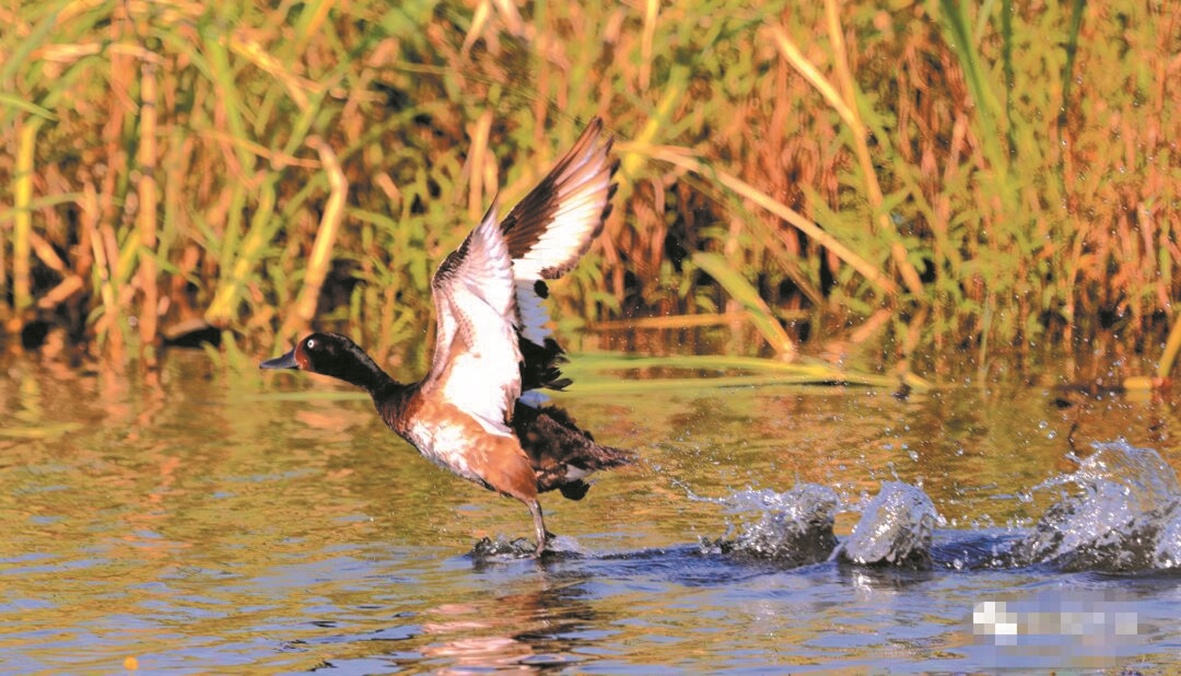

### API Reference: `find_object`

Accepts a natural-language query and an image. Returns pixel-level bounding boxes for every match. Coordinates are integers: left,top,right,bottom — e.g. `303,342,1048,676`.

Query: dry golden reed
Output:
1,0,1178,376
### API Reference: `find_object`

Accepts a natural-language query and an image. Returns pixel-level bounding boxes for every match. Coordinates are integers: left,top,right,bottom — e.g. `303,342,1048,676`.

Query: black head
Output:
260,332,390,392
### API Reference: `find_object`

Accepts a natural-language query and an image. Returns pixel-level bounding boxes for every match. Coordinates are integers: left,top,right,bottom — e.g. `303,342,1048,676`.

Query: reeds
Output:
1,1,1179,377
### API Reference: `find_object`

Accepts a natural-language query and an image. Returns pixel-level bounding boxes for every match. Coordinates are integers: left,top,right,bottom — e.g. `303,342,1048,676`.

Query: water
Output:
3,352,1181,672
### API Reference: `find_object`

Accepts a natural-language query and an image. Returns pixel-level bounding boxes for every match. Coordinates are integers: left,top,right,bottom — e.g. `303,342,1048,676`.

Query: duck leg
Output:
526,499,548,557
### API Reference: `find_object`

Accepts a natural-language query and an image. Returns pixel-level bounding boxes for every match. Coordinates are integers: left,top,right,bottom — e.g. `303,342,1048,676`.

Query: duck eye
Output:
306,338,316,350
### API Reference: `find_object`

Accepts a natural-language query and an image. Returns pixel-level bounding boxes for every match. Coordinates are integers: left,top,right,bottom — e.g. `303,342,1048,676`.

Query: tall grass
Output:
1,0,1179,377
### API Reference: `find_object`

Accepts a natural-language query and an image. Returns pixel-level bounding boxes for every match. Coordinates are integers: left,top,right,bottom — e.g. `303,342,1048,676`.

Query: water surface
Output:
2,352,1180,672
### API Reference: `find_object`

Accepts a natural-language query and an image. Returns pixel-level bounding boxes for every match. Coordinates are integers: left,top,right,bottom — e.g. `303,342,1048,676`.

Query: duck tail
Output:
512,403,634,500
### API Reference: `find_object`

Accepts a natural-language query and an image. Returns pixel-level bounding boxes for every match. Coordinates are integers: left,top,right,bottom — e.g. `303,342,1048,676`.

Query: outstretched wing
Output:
500,118,618,348
423,203,520,434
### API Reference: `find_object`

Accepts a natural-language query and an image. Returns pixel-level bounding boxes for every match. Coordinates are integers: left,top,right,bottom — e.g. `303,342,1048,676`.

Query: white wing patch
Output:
516,280,551,346
425,204,521,434
509,133,615,282
501,119,616,351
420,120,616,423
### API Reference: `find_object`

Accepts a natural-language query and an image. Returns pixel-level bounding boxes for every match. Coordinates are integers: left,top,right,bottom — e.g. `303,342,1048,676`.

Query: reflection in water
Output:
284,565,603,673
2,351,1181,671
419,571,599,672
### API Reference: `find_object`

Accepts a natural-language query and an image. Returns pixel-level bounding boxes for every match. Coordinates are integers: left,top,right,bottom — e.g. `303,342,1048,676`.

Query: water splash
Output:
1012,440,1181,571
1154,502,1181,568
683,440,1181,574
699,483,840,565
835,481,941,569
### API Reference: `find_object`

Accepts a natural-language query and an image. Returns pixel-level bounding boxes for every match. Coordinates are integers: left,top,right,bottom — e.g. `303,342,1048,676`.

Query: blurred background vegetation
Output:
1,0,1179,379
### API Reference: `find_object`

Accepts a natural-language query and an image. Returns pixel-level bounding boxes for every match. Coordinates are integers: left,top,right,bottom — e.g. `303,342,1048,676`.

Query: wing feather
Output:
421,119,617,421
500,118,618,351
501,118,617,281
424,203,520,434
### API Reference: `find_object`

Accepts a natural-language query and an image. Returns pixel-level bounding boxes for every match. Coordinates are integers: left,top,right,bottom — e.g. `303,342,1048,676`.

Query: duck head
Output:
260,332,391,392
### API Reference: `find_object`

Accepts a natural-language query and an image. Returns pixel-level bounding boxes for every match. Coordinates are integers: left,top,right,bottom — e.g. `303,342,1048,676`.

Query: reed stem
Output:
646,145,899,297
11,119,42,331
137,56,160,361
278,139,349,342
205,180,278,327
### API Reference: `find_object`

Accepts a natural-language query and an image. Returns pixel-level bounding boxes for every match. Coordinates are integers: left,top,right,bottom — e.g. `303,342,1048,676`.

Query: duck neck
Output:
343,351,414,426
366,375,407,402
338,345,400,397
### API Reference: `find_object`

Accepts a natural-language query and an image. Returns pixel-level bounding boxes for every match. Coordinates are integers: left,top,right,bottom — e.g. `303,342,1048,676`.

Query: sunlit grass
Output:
1,1,1178,380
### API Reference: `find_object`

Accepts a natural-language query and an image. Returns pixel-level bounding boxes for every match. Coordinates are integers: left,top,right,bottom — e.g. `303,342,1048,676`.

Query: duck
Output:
261,118,632,557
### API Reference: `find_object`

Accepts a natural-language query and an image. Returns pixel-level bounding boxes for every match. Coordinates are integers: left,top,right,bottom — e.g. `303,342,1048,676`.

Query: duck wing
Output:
424,202,521,434
499,118,618,395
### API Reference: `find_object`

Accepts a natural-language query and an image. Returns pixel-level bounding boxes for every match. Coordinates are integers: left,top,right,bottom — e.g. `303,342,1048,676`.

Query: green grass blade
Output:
1060,0,1087,116
938,0,1008,179
0,93,57,121
692,252,796,358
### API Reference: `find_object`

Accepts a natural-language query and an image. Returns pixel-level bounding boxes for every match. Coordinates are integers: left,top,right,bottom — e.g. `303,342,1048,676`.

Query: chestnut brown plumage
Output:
262,119,631,556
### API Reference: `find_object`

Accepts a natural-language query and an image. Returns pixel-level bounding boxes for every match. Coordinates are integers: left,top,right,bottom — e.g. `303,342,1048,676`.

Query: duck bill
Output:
259,348,300,370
